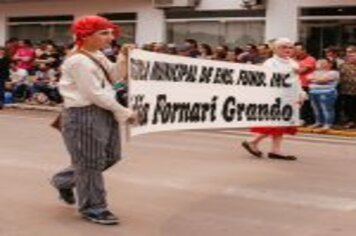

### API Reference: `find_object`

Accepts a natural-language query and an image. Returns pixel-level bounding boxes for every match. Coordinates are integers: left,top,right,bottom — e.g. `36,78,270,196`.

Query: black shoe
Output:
82,210,119,225
241,141,262,158
268,152,297,161
58,188,76,205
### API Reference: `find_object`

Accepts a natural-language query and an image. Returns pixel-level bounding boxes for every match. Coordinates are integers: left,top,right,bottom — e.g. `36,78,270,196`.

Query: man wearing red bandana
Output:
51,15,136,225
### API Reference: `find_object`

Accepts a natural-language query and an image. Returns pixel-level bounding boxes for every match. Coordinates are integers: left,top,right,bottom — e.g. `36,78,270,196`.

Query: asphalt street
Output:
0,109,356,236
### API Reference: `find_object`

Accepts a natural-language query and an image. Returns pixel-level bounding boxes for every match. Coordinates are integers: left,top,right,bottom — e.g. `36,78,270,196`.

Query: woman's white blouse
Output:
263,55,305,98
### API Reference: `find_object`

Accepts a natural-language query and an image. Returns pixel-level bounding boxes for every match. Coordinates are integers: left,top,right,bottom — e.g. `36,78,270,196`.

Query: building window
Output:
115,23,135,44
167,20,265,47
8,13,137,45
300,20,356,57
167,21,221,45
299,6,356,57
100,13,137,44
8,15,73,45
225,21,265,46
166,9,265,47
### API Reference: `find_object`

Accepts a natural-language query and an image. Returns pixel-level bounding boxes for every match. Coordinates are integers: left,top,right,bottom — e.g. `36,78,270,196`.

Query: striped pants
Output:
51,105,121,213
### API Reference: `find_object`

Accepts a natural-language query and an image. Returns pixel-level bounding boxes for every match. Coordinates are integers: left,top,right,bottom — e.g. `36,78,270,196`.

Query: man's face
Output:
347,51,356,63
325,51,336,58
84,28,115,49
294,45,307,59
18,40,25,47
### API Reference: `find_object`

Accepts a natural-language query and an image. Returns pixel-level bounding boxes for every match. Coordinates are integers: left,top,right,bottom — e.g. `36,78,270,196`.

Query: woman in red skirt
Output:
242,38,306,161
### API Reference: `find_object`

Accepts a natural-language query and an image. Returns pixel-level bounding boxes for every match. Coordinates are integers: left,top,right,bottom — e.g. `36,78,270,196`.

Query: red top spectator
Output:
294,43,316,88
13,39,35,71
5,38,19,56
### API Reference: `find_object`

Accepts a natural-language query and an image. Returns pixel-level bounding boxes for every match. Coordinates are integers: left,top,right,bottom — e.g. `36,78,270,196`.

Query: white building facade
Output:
0,0,355,56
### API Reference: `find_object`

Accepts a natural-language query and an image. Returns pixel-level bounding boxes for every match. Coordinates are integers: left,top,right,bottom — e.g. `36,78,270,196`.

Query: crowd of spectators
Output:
0,39,65,106
0,37,355,130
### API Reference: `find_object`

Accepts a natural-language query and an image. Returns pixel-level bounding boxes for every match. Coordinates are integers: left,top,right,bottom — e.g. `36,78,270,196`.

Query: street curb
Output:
298,127,356,138
213,130,356,145
4,103,61,112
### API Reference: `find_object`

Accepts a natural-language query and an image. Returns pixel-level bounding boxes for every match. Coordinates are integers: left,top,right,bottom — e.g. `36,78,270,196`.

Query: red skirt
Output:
250,127,297,136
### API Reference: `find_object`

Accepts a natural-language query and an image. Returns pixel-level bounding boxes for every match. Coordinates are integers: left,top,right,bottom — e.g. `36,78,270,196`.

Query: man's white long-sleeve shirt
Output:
59,50,132,121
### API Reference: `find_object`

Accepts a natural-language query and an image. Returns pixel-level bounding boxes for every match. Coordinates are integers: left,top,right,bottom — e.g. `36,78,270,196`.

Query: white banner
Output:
128,49,299,136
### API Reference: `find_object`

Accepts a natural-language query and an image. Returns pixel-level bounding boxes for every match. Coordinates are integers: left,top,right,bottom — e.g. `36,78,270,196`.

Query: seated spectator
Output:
307,59,339,131
9,62,30,102
30,63,61,104
12,39,36,74
35,43,61,68
5,38,19,57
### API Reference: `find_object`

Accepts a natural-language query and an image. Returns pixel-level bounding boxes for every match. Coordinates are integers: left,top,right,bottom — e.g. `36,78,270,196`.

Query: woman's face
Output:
46,44,54,52
316,59,331,70
84,28,115,49
274,43,294,59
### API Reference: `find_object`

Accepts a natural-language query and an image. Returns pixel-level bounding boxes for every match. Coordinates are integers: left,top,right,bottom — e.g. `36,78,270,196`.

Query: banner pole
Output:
125,48,133,142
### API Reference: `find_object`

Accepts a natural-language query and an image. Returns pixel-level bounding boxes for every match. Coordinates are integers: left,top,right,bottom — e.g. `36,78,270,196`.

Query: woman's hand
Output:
126,111,138,125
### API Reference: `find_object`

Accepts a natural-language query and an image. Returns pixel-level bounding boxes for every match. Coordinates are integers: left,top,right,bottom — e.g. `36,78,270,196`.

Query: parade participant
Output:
51,15,136,225
241,38,306,161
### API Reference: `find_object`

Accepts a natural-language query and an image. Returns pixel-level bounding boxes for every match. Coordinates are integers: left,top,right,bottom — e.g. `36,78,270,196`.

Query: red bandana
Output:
71,15,120,47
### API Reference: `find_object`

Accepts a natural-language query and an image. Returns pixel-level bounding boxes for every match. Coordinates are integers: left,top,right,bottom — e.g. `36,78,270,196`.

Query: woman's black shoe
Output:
241,141,262,158
268,153,297,161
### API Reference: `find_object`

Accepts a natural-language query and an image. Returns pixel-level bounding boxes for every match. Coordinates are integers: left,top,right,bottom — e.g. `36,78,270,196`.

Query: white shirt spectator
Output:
9,67,28,84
